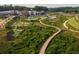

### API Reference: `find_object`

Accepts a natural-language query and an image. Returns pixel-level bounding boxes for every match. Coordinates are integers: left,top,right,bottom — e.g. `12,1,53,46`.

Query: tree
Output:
34,6,48,12
6,30,15,41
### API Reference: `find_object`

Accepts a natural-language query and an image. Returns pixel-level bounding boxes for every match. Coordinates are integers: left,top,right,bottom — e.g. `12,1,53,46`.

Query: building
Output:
0,10,19,17
28,10,46,16
0,10,46,18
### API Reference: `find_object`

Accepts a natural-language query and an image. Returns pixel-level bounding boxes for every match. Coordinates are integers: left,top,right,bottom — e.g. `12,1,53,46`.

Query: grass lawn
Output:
68,17,79,30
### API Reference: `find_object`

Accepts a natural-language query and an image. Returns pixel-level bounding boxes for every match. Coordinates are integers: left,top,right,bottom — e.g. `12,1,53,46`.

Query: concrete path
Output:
63,20,68,30
39,20,61,54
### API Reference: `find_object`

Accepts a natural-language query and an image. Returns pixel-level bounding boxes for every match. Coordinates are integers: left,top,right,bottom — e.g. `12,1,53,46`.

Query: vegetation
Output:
0,16,4,19
0,28,10,53
67,17,79,30
41,15,68,29
1,4,79,54
7,20,56,54
46,31,79,54
34,6,48,11
49,7,79,13
0,16,56,53
1,4,79,13
0,4,48,12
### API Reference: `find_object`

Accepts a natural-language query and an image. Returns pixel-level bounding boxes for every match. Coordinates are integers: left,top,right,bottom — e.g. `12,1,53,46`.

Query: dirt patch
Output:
0,20,5,29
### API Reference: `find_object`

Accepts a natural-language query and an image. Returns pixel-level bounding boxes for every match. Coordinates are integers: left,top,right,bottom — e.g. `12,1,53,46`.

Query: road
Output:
39,20,62,54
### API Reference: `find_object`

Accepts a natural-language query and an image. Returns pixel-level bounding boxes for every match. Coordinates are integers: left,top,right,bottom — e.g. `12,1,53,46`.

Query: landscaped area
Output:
0,16,57,53
1,4,79,54
67,17,79,31
0,14,79,54
46,31,79,54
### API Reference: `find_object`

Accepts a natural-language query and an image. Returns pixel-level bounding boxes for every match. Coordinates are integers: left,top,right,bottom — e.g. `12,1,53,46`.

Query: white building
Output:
28,10,45,16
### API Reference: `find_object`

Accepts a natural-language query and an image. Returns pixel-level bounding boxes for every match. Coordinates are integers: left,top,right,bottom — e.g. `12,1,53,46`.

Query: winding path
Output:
39,20,62,54
63,20,68,30
63,19,79,33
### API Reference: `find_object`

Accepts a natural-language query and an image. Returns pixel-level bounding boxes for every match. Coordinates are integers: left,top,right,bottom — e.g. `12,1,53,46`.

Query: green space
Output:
0,13,79,54
39,15,79,54
1,4,79,54
0,17,56,53
67,17,79,31
46,31,79,54
41,15,68,29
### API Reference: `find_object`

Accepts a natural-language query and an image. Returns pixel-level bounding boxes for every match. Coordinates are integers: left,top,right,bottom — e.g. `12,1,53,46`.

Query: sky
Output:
0,0,79,4
0,0,79,8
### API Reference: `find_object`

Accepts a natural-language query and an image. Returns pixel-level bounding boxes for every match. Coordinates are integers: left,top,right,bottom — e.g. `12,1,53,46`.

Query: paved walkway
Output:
39,20,61,54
